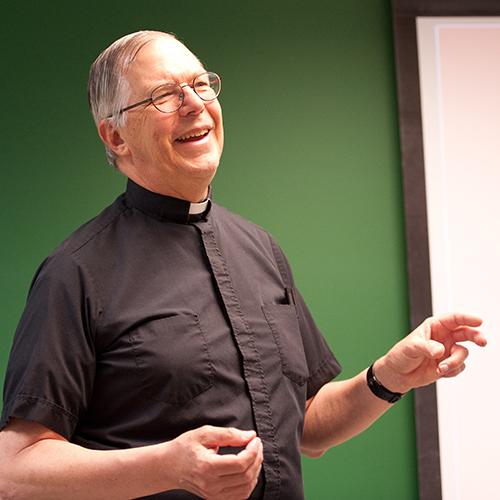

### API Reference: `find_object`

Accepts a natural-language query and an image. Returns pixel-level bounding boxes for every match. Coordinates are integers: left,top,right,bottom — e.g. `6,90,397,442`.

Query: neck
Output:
122,171,210,203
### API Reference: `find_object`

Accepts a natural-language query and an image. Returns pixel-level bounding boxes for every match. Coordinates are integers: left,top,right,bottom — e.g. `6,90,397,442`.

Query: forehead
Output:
126,37,205,92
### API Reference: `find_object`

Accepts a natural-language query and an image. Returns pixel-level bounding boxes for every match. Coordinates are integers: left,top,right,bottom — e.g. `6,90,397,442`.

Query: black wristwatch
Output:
366,364,404,403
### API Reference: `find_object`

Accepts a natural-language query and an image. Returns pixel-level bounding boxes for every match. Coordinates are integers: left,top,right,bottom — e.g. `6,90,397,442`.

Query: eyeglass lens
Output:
151,72,221,113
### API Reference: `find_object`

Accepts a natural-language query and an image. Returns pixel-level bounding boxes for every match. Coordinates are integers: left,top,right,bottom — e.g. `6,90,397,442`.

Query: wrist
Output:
132,440,180,493
366,364,403,403
372,357,410,395
157,440,183,491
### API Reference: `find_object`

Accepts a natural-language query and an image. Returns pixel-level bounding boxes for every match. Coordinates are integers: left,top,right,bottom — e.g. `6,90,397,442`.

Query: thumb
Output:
403,336,444,360
424,339,446,359
197,425,256,448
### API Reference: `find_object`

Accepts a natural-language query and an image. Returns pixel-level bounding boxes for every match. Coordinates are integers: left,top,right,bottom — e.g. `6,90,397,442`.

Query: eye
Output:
151,83,179,104
194,80,210,91
192,72,220,101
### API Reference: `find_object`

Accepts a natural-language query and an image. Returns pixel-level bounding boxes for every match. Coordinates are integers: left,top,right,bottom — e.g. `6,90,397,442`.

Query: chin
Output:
185,154,221,178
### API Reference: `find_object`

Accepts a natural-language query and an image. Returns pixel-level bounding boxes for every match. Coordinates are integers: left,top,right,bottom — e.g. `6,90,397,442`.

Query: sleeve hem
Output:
0,394,78,440
306,356,342,399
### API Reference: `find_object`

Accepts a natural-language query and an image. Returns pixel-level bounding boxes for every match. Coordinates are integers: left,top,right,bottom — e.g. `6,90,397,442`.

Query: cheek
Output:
151,126,175,153
207,100,223,123
211,106,224,148
216,128,224,152
146,114,176,143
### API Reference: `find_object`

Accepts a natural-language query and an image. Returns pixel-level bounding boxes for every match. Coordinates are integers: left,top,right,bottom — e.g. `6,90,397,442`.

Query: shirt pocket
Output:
128,311,214,405
262,303,309,385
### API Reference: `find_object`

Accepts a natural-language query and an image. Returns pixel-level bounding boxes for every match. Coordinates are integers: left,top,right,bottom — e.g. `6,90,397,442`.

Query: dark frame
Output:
391,1,500,499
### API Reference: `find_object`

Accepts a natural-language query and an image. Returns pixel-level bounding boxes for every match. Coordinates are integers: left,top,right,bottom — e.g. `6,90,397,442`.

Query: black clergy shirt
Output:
1,179,341,499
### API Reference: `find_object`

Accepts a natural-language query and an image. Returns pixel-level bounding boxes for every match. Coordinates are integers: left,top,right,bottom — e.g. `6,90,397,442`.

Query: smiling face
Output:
104,36,224,201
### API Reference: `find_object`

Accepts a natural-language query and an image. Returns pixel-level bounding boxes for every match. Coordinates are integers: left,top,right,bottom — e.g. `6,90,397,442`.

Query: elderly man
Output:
0,31,486,499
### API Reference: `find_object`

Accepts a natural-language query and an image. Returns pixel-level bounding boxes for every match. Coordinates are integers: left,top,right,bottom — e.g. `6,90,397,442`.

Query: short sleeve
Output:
1,253,98,439
268,235,342,398
292,287,342,398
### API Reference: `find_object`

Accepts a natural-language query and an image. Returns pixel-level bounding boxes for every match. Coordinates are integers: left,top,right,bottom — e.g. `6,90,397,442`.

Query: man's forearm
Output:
301,367,393,457
0,419,263,499
1,435,174,500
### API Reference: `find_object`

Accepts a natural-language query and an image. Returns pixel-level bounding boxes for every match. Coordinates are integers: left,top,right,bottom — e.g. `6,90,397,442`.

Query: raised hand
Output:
374,313,486,394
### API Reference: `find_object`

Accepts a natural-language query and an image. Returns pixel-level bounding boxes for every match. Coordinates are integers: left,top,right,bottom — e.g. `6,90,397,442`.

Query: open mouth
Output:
175,129,210,143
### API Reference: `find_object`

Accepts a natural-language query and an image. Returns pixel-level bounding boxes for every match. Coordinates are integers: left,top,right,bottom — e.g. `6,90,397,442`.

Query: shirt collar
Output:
124,179,212,224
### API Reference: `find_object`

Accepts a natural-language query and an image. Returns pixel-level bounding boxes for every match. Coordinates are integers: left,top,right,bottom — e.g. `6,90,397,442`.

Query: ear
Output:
98,119,129,158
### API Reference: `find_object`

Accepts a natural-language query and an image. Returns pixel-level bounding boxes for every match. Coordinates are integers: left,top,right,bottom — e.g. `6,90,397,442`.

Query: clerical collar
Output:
124,179,211,224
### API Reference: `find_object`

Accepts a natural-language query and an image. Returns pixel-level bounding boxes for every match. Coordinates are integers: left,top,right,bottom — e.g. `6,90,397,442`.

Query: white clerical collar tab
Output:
188,199,210,215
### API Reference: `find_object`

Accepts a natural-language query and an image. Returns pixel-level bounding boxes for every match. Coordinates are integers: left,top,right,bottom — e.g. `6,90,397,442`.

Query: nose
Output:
178,83,205,116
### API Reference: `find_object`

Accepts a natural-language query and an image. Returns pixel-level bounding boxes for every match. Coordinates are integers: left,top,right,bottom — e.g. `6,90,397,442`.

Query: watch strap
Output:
366,364,404,403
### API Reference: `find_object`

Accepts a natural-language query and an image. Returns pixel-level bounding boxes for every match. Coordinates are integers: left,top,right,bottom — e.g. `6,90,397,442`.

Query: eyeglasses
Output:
109,71,221,118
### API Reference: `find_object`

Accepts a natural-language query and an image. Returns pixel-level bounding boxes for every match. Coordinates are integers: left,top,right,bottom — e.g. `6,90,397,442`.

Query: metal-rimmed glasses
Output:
108,71,221,117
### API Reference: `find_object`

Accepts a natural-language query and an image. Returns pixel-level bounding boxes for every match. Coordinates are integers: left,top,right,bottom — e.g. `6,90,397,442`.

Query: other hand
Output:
168,425,263,499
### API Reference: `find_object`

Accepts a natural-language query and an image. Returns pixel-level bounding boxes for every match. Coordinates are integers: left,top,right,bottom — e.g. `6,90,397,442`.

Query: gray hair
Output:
87,30,177,167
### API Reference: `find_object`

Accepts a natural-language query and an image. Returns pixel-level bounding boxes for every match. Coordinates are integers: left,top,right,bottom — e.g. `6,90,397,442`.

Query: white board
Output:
417,17,500,500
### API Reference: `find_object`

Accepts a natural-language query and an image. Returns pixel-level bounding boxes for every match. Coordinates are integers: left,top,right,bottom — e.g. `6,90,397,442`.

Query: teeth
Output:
177,129,209,141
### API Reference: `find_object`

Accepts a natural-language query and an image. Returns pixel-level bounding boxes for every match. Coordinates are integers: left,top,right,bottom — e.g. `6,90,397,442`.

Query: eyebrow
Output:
145,70,208,94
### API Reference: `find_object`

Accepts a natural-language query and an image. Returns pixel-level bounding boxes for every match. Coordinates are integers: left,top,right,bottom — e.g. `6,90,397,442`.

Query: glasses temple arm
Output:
106,97,153,118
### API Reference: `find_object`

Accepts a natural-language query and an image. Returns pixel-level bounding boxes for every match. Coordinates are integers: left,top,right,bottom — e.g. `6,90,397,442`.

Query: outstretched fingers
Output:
382,312,486,391
451,326,487,347
435,312,482,331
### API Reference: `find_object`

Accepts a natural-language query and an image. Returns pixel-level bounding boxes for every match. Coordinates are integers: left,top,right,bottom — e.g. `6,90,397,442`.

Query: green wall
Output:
1,0,417,498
